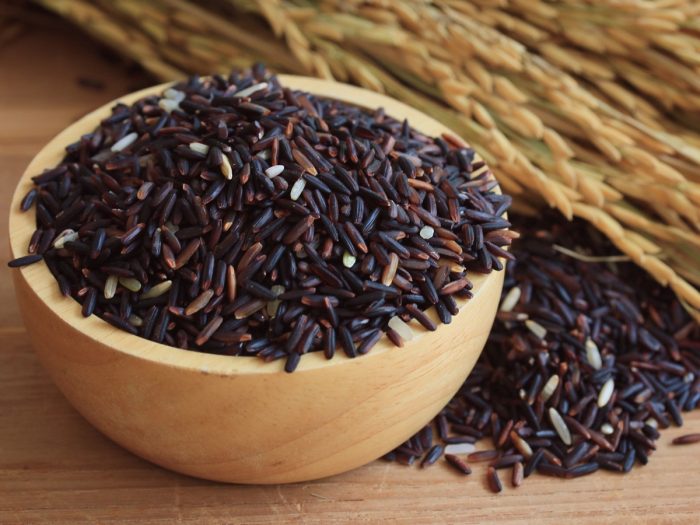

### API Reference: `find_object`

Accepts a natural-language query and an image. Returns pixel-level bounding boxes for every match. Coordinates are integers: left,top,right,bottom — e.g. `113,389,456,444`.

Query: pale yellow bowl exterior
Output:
9,76,504,483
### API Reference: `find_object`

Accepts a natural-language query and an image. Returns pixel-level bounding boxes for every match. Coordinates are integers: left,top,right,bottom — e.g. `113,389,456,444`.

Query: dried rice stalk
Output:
25,0,700,319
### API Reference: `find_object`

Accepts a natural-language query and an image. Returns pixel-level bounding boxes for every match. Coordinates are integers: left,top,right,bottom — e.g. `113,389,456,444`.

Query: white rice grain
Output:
110,132,138,152
419,225,434,239
189,142,210,155
444,443,476,455
540,375,559,403
290,178,306,201
388,316,415,342
119,277,142,292
163,88,186,102
342,251,356,268
586,338,603,370
53,229,79,249
141,280,172,299
499,286,521,312
548,407,572,445
104,275,119,299
597,378,615,407
525,319,547,340
234,82,268,98
265,165,285,178
220,155,233,180
158,98,180,113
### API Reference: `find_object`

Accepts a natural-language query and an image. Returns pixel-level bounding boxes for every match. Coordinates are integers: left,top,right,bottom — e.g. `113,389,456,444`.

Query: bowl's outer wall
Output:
14,269,502,483
10,76,505,483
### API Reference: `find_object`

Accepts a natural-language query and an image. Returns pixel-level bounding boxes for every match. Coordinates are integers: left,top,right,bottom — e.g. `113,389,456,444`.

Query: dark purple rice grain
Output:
672,433,700,445
597,458,625,472
492,454,524,469
405,304,437,331
512,462,524,487
386,214,699,492
12,67,699,490
445,454,472,475
563,442,591,468
566,462,599,478
622,447,636,473
357,329,382,355
102,312,139,335
20,189,38,211
7,254,43,268
418,426,433,450
421,445,444,468
338,325,357,358
81,287,97,317
486,466,502,493
537,463,568,478
523,448,544,478
89,228,105,259
467,450,499,463
284,352,300,373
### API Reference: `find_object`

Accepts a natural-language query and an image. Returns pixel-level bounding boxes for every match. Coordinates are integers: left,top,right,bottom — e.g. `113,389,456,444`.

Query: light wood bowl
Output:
9,76,505,484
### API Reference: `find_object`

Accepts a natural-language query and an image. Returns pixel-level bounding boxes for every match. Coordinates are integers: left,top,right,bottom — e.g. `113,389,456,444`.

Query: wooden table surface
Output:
1,23,699,525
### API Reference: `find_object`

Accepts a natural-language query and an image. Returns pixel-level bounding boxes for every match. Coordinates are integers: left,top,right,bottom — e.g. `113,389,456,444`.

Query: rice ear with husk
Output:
26,0,700,319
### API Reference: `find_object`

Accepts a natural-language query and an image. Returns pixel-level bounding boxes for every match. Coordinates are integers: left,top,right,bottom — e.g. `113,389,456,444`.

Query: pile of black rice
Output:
9,65,512,372
386,214,700,491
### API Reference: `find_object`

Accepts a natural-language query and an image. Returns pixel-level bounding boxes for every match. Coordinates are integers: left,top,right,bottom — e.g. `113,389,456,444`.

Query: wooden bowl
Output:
9,76,505,484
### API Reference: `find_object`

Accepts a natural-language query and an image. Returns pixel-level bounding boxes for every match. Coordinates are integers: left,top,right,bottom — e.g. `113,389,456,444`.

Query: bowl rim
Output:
9,74,501,376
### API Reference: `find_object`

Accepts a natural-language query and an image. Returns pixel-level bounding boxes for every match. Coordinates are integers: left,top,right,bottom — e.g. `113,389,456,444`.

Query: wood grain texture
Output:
8,75,503,483
1,24,699,525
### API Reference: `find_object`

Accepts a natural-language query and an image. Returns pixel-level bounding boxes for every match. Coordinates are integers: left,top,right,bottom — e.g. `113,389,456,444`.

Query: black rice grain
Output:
7,254,43,268
387,214,699,492
9,66,510,369
672,433,700,445
445,454,472,475
487,466,502,493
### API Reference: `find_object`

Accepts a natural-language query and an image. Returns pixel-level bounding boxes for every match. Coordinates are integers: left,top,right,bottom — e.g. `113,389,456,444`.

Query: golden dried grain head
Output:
36,0,700,308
